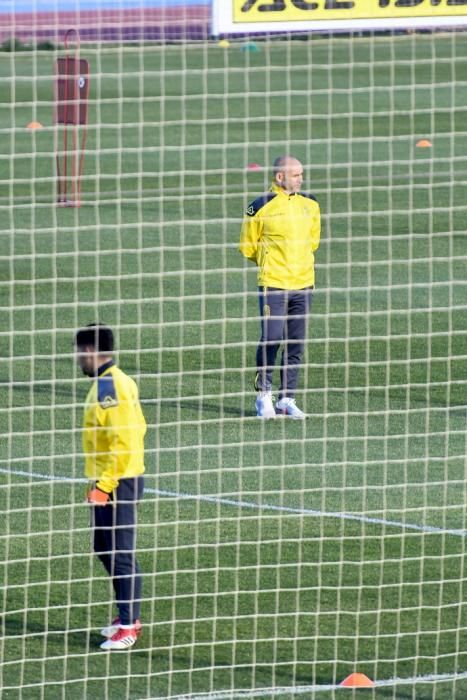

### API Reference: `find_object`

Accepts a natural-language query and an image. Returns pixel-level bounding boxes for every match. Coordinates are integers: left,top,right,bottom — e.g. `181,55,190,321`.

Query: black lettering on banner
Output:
394,0,424,6
241,0,257,9
241,0,286,11
324,0,355,8
240,0,466,12
241,0,354,9
292,0,319,9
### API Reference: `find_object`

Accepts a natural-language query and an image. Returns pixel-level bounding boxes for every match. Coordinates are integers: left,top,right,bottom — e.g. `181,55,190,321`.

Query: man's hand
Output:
87,488,110,505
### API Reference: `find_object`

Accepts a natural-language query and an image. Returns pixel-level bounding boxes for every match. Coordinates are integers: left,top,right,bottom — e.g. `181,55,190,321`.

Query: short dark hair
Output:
75,323,114,353
273,155,288,174
272,155,300,176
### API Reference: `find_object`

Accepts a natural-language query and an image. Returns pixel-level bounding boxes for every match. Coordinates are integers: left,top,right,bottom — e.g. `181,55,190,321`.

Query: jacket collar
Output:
270,182,298,197
97,360,115,377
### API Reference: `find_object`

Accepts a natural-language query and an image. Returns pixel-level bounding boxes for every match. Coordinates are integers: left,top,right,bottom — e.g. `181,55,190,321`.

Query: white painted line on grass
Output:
2,467,466,696
1,466,465,538
151,486,467,537
167,668,467,699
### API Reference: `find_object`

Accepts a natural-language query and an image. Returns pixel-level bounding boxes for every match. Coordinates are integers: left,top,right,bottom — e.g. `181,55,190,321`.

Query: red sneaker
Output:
100,625,138,650
100,617,142,639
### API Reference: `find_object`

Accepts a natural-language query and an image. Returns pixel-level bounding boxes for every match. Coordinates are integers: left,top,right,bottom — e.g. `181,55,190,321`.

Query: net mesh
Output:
1,8,466,698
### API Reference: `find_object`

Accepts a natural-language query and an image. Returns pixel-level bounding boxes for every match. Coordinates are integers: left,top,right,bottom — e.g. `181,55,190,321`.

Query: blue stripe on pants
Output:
255,286,313,398
92,476,144,625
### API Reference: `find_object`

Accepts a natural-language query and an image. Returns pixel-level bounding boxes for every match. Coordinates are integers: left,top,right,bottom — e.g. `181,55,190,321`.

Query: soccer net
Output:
1,7,466,698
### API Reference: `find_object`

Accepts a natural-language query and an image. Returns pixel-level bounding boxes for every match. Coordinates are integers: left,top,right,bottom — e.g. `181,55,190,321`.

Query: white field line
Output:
1,466,466,538
2,468,466,695
167,669,467,699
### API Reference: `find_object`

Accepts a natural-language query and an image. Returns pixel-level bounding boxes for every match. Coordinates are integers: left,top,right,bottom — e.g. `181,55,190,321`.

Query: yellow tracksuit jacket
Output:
82,361,146,494
239,182,321,290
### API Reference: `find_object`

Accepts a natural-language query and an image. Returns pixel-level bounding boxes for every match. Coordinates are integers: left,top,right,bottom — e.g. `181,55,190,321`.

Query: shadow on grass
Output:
2,614,92,650
174,399,249,419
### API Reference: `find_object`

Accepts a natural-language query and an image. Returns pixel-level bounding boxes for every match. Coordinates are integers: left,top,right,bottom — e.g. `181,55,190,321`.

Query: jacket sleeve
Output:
239,212,262,263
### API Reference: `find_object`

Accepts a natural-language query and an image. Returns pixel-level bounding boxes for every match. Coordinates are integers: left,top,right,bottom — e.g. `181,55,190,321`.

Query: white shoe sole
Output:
100,637,137,651
275,410,306,420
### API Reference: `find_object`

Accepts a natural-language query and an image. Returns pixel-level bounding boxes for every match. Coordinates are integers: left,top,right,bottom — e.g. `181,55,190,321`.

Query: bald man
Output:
239,156,321,419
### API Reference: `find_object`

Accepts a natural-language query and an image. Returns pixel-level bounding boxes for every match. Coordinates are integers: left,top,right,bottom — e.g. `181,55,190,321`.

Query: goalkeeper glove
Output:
87,488,110,505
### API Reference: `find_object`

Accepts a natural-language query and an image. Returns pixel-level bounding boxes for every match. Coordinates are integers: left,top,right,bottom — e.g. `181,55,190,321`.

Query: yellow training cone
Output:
27,121,43,129
416,139,432,148
218,40,230,48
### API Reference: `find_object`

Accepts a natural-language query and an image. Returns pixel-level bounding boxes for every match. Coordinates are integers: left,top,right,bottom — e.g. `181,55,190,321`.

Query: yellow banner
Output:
233,0,467,22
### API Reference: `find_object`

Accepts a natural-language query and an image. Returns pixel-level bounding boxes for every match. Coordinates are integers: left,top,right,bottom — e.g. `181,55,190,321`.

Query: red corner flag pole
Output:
54,29,90,207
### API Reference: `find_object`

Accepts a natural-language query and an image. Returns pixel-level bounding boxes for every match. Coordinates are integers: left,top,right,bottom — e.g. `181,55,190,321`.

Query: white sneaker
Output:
100,626,138,650
275,397,306,419
255,391,276,419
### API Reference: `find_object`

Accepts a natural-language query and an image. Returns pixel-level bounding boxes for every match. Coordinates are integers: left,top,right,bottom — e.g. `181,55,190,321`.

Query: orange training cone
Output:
27,121,43,129
340,672,375,687
247,163,261,170
416,139,432,148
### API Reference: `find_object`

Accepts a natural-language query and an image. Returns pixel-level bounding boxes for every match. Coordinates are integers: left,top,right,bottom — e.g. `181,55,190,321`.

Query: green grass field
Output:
0,32,466,699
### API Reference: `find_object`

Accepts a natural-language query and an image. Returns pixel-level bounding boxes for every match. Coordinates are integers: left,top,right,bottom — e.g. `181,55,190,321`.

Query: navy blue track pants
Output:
92,476,144,625
255,286,313,398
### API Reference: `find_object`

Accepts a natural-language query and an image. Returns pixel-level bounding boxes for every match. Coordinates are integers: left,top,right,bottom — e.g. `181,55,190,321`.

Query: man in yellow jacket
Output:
239,156,321,419
75,323,146,650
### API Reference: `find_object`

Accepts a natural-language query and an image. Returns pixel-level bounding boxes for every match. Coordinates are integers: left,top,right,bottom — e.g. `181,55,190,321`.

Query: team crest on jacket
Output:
97,375,118,409
100,394,119,409
246,205,255,216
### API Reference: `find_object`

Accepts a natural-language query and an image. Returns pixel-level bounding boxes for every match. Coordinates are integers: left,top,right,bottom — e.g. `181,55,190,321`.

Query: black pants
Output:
92,476,144,625
255,286,313,399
